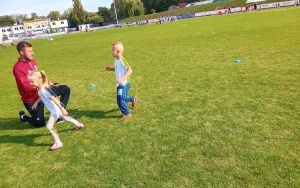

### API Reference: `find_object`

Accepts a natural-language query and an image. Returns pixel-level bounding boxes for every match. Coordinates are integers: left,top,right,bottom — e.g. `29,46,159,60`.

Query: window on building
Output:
2,29,6,32
20,27,24,30
7,28,11,32
28,26,32,29
14,27,19,30
61,21,64,24
52,22,56,25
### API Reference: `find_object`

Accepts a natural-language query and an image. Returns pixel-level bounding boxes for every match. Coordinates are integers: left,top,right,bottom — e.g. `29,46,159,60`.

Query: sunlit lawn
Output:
0,7,299,187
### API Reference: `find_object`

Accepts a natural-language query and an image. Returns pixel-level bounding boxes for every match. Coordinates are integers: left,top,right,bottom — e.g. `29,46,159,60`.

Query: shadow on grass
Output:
0,118,34,130
0,133,49,147
67,108,120,119
0,127,75,147
0,108,120,131
0,118,76,131
0,118,76,147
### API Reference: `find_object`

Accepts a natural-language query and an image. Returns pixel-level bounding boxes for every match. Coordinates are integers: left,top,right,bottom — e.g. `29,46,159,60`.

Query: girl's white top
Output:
38,87,60,118
114,58,129,87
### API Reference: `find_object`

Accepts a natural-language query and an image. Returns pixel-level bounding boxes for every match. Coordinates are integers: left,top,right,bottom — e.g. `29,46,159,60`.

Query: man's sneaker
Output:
76,123,84,131
132,96,138,108
49,142,63,151
56,118,65,123
19,111,26,122
121,114,132,120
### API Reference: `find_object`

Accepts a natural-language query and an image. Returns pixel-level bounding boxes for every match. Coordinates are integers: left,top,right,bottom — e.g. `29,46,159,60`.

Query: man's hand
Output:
32,101,39,110
49,80,58,86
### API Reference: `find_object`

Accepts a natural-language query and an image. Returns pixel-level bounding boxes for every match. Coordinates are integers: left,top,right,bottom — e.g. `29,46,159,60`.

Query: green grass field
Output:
1,7,300,187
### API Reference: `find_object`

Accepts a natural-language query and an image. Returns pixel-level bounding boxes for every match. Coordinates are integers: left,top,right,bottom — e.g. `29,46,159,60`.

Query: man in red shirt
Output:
13,41,71,127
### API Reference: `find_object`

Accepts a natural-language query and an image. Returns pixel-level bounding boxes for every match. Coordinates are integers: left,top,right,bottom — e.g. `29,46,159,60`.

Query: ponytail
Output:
39,70,48,85
28,70,49,86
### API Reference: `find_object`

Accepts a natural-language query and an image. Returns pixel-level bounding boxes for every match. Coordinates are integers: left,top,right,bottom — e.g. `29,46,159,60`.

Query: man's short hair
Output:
16,41,32,53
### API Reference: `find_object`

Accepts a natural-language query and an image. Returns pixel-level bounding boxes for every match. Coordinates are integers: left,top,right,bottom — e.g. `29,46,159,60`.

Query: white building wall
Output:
1,26,12,38
78,24,91,32
11,25,25,35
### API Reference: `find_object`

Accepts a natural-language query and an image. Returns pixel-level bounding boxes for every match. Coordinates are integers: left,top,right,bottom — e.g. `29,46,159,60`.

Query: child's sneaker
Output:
132,96,138,107
121,114,132,120
49,142,63,151
76,123,84,131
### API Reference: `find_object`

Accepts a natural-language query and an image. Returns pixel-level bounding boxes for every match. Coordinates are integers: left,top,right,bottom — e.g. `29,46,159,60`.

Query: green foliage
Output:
98,6,112,22
118,0,145,19
123,0,291,22
150,8,156,14
86,15,104,24
0,15,15,27
30,12,39,20
141,0,200,14
61,8,73,20
69,0,86,28
47,11,61,20
84,12,104,24
0,7,300,187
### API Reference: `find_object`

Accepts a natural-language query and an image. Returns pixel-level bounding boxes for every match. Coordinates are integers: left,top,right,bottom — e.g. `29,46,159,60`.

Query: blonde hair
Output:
28,70,48,85
113,42,124,53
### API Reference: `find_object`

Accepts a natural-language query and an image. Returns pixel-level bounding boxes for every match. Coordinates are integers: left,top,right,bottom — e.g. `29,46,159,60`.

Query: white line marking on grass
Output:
48,40,100,45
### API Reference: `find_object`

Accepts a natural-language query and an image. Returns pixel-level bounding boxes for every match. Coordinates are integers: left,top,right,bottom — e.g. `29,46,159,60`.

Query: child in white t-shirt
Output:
28,70,84,151
105,42,137,120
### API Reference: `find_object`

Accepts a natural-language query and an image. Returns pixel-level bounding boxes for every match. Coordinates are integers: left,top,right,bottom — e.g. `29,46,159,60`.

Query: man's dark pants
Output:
22,85,70,127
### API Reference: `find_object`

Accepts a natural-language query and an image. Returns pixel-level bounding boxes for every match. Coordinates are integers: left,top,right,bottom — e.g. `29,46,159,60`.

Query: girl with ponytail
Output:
28,70,84,151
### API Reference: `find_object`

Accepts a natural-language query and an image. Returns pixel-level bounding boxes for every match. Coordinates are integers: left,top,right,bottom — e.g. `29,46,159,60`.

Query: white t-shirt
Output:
38,87,60,118
114,58,129,87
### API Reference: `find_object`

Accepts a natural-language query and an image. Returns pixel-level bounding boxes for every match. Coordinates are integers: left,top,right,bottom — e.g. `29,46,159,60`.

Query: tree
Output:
85,12,104,24
94,16,104,23
12,14,30,24
61,8,73,19
112,0,145,20
141,0,156,14
30,12,38,20
48,11,61,20
110,0,119,21
134,0,145,16
69,0,86,28
98,7,111,22
0,15,15,27
141,0,197,14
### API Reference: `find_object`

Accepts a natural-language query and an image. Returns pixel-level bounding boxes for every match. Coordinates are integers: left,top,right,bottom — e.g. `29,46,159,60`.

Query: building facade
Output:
1,19,68,42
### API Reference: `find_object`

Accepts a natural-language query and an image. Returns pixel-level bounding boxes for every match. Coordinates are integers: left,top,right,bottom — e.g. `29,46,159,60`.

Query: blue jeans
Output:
117,83,134,115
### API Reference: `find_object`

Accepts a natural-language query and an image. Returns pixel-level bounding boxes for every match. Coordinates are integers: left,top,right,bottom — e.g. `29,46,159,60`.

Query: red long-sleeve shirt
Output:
13,58,39,103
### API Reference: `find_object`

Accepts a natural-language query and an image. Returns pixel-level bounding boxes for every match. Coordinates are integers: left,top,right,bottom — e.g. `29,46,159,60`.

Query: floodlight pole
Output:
113,0,119,24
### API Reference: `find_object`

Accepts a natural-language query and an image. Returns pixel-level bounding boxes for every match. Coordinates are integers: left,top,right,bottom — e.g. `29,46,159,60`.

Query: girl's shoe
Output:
76,123,84,131
49,142,63,151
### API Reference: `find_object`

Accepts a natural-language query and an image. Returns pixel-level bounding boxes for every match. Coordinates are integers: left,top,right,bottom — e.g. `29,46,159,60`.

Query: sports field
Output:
1,7,299,187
